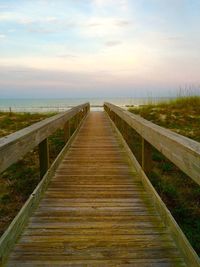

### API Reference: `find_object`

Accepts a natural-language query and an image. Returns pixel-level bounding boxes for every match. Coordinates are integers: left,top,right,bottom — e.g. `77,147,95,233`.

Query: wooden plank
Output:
7,259,187,267
0,103,89,174
27,221,166,230
23,227,168,236
104,102,200,186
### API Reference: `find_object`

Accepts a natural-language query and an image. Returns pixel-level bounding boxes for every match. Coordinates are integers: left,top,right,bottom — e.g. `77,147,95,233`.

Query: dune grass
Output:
128,96,200,255
130,96,200,142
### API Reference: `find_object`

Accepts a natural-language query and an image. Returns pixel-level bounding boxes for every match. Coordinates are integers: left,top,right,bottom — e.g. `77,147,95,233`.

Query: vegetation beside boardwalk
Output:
128,96,200,255
130,96,200,142
0,111,76,237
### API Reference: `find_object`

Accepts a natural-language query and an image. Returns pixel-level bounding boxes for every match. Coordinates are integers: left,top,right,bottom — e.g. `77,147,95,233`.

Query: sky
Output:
0,0,200,98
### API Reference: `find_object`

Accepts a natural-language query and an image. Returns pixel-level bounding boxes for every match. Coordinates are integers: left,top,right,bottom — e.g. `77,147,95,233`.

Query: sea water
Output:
0,97,171,113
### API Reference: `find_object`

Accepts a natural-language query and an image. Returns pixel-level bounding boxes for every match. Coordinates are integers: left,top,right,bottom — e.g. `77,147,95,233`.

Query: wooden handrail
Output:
0,103,90,175
104,102,200,186
0,107,89,264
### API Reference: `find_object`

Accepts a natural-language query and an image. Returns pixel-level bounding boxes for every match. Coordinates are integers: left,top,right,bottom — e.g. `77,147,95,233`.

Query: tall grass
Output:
158,96,200,111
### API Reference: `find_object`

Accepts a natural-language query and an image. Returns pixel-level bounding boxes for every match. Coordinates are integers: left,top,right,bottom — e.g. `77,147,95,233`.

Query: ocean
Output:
0,97,171,113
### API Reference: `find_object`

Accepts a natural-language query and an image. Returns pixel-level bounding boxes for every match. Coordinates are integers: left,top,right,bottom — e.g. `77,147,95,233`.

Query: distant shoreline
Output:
0,97,173,113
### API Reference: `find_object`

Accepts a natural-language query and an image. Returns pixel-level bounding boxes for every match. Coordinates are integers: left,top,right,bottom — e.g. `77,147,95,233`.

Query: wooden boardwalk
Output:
6,112,187,266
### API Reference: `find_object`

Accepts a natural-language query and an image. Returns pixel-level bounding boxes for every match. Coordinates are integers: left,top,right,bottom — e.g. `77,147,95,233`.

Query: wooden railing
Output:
104,102,200,266
0,103,90,263
104,102,200,186
0,103,90,177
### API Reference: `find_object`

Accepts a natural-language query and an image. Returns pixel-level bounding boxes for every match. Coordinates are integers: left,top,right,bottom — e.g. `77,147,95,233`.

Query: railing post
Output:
75,113,79,130
69,119,72,136
113,112,116,124
124,120,128,141
79,111,82,123
142,138,152,176
64,121,70,143
111,111,115,122
39,138,49,178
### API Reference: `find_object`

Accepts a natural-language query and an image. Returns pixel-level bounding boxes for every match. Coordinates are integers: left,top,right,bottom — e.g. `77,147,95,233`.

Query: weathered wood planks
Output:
5,112,189,266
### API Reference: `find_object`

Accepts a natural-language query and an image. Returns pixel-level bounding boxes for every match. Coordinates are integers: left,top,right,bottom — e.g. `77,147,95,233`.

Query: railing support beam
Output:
39,138,49,178
64,121,70,143
142,138,152,176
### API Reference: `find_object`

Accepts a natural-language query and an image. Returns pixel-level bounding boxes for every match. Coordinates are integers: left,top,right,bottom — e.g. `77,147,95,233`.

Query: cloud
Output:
0,4,10,9
1,14,73,35
86,18,130,28
105,41,122,47
92,0,128,9
0,9,131,38
0,34,6,39
26,20,77,34
0,12,15,21
0,65,170,98
82,17,131,37
0,12,60,26
0,64,189,99
0,0,200,98
27,27,58,34
0,41,142,74
56,54,78,59
115,20,130,27
44,17,58,23
162,36,183,42
19,16,60,25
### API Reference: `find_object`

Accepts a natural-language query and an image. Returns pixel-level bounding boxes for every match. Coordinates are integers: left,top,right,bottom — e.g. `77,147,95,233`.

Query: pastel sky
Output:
0,0,200,98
